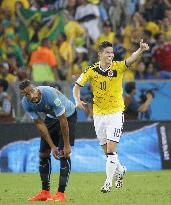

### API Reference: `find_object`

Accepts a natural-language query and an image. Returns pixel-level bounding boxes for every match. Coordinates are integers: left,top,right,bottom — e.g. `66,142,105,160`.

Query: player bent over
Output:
19,80,77,201
73,40,149,192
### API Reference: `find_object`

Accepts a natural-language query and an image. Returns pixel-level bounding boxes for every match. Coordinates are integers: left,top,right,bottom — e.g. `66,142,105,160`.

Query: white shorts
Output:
93,112,124,145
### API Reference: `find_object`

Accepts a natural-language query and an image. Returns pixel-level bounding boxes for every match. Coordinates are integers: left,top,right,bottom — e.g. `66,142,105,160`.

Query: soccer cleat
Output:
115,166,127,189
28,190,51,201
46,192,66,202
101,181,112,193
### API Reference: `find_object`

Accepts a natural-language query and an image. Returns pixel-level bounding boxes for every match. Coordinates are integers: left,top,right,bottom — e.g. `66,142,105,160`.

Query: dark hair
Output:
125,82,136,94
19,79,31,90
0,79,9,91
98,41,113,52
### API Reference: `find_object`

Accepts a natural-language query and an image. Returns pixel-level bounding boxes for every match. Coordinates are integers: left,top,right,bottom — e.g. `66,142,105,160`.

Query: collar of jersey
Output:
98,61,111,72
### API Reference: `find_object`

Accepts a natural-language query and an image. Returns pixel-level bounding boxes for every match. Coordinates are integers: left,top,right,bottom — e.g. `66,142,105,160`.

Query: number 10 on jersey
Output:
100,81,106,91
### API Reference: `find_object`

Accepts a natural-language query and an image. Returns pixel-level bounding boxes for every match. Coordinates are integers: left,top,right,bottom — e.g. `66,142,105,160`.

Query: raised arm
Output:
125,39,149,68
34,119,58,159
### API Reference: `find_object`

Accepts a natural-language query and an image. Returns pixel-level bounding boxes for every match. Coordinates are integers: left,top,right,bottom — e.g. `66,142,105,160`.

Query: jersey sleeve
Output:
114,61,128,73
48,89,65,117
76,67,92,87
21,100,40,120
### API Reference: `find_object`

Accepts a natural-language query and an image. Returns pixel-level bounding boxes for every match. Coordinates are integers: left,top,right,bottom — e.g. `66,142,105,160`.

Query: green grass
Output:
1,171,171,205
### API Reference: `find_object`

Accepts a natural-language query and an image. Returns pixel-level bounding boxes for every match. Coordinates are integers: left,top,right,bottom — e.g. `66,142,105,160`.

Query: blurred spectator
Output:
72,47,89,77
145,63,159,79
17,68,28,82
160,17,171,41
1,0,29,16
56,32,74,81
64,9,86,46
0,79,15,122
96,0,109,22
141,29,156,66
113,33,126,61
142,0,167,22
65,0,77,17
152,33,171,78
124,81,153,120
75,0,100,42
2,32,25,67
108,0,127,32
0,62,17,82
95,21,115,49
135,61,146,80
29,38,58,82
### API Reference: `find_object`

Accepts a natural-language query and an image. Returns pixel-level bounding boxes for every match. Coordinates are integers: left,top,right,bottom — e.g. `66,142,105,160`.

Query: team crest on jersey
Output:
54,99,61,106
108,70,114,77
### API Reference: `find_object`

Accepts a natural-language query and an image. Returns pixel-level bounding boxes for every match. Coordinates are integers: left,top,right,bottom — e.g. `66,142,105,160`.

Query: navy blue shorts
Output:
39,111,77,152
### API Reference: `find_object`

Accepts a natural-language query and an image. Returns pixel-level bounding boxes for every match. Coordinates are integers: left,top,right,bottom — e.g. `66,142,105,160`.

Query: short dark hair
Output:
98,41,113,52
125,82,136,94
19,79,31,90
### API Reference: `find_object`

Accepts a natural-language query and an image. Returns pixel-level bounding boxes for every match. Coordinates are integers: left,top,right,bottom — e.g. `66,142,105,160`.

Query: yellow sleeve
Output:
76,68,92,87
114,61,128,73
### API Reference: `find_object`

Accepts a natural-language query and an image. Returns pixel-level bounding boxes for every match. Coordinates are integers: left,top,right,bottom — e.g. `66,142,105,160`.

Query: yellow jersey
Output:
76,61,128,115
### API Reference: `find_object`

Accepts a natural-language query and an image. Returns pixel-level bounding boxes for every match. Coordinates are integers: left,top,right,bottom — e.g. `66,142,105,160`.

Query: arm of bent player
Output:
73,83,87,109
34,119,58,159
58,113,71,158
125,39,149,68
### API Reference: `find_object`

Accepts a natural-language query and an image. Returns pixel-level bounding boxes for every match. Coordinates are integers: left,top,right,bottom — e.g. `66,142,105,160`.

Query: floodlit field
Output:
1,171,171,205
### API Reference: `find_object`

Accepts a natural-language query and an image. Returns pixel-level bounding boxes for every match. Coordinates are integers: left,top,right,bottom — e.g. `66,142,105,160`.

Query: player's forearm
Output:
35,121,56,149
41,130,56,148
125,48,143,67
73,84,81,103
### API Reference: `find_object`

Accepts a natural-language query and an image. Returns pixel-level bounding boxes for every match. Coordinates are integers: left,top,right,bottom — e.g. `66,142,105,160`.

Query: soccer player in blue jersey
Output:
19,80,77,202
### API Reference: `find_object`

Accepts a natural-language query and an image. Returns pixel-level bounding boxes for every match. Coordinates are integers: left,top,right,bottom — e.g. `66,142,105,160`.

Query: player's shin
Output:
39,157,51,191
106,152,118,184
58,156,71,193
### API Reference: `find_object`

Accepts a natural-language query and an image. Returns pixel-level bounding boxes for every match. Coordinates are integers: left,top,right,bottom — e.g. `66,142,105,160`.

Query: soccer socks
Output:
106,153,118,184
39,157,51,191
58,157,71,193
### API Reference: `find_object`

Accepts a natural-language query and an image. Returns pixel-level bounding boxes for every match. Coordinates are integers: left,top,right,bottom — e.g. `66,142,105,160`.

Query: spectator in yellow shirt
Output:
1,0,29,15
95,21,115,49
56,33,74,81
72,47,89,78
64,10,86,46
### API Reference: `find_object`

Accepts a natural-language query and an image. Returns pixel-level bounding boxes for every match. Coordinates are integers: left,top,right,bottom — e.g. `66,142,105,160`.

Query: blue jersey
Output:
21,86,75,120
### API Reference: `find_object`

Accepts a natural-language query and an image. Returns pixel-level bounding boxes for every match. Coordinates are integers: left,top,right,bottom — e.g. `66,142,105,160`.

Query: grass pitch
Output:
1,171,171,205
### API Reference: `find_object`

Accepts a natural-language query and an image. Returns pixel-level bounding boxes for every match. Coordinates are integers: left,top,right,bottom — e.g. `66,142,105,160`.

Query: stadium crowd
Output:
0,0,171,121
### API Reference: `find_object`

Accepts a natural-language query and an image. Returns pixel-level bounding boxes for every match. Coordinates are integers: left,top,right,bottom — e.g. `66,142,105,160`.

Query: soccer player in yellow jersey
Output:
73,40,149,192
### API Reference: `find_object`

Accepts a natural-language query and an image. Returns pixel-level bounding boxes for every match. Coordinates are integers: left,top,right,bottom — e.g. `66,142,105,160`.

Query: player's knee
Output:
107,141,117,153
39,150,51,159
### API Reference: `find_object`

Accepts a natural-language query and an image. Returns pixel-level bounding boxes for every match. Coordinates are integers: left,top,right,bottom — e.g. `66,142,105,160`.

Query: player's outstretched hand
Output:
64,144,71,159
75,100,87,110
52,147,59,160
140,39,149,52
